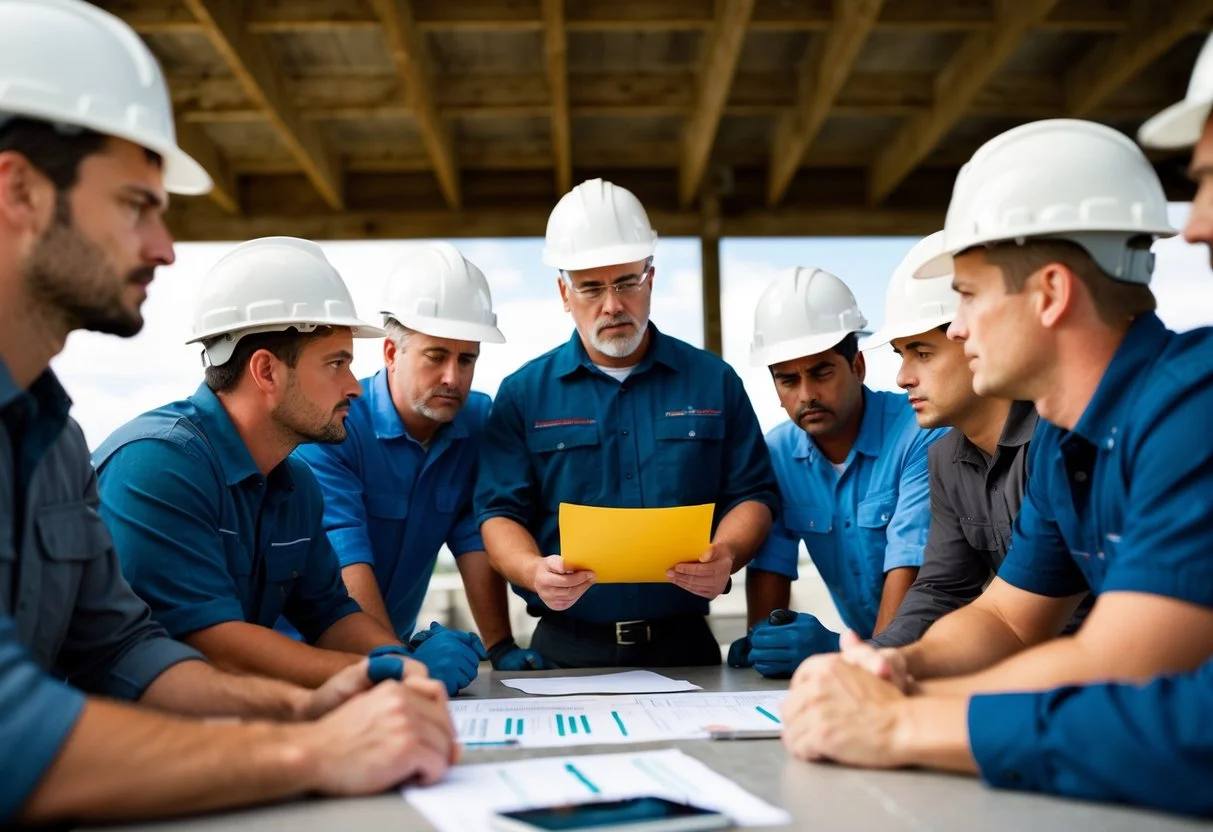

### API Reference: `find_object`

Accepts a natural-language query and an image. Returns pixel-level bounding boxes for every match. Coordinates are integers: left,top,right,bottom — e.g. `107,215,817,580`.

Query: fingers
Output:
840,629,864,650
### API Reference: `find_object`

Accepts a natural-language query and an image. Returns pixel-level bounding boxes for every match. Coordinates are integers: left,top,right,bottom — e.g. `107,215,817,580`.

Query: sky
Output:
53,203,1213,450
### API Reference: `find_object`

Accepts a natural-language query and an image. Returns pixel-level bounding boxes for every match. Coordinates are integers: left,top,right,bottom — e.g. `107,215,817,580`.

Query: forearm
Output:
890,695,977,774
900,602,1030,682
745,569,791,627
481,517,544,590
873,567,919,636
186,622,362,689
316,612,401,655
139,659,309,722
456,551,512,649
21,698,314,823
713,501,773,570
341,563,394,634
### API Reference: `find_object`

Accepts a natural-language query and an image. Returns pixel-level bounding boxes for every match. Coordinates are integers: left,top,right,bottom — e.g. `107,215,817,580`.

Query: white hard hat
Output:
380,242,505,344
916,120,1175,285
750,267,867,367
1139,34,1213,149
187,237,386,366
0,0,211,195
542,178,658,271
865,232,958,349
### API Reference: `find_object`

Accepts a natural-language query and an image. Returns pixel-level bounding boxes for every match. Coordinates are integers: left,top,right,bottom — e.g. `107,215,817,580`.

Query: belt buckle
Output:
615,619,650,646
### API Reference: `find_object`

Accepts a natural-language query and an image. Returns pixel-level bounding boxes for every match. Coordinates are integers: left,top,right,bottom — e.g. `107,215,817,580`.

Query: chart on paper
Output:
453,691,786,749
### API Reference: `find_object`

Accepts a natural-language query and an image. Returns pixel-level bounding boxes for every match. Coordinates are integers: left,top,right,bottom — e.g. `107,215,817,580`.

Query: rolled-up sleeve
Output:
716,369,779,519
748,512,800,580
97,438,246,639
968,660,1213,817
881,426,940,573
294,439,376,569
0,615,86,823
475,379,537,528
447,506,484,556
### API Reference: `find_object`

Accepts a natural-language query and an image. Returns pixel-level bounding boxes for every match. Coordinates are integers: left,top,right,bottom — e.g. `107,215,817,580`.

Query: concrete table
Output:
94,667,1208,831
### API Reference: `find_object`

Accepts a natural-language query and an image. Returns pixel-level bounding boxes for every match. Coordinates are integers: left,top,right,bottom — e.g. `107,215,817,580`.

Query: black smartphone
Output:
489,796,732,832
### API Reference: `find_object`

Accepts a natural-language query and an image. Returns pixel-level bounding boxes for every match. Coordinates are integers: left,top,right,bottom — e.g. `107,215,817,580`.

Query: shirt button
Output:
688,430,696,438
625,472,634,479
292,570,299,579
880,513,889,522
557,442,566,450
1074,471,1088,482
622,429,629,436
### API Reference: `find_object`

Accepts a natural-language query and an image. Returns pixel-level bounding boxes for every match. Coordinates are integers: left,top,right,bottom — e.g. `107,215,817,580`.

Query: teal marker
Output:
565,763,601,794
755,705,780,724
465,740,520,747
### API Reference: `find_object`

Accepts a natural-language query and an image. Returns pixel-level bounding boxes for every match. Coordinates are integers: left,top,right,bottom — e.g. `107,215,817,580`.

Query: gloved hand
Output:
749,610,840,679
408,621,488,696
487,637,549,671
726,633,754,668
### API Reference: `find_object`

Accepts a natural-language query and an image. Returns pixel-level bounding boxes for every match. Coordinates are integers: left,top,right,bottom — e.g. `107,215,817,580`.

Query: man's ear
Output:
247,349,284,396
852,350,867,384
383,336,397,369
0,152,54,234
1034,263,1075,330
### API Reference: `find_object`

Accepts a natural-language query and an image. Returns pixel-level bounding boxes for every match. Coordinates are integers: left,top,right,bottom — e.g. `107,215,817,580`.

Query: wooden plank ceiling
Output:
92,0,1213,240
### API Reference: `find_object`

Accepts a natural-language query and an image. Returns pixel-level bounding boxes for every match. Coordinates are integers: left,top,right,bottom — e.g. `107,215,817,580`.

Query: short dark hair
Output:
204,328,332,394
979,239,1156,327
831,332,859,363
0,117,161,193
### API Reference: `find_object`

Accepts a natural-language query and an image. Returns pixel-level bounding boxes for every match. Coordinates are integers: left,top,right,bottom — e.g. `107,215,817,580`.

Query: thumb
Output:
699,544,720,563
548,555,566,573
839,629,864,651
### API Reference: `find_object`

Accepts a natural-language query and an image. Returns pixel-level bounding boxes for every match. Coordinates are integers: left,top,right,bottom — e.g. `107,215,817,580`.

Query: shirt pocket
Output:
365,491,407,520
260,538,310,628
857,492,897,573
652,417,725,504
782,505,833,536
525,423,603,508
34,502,109,646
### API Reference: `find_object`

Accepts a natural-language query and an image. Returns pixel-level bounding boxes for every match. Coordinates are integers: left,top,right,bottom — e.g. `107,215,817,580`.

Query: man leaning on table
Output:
0,1,454,825
475,178,779,668
779,44,1213,819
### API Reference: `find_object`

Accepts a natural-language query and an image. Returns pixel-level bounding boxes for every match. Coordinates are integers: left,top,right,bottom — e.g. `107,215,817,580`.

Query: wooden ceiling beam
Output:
867,0,1060,205
678,0,756,207
541,0,573,196
172,118,241,215
180,0,344,209
1066,0,1213,117
369,0,462,209
767,0,883,206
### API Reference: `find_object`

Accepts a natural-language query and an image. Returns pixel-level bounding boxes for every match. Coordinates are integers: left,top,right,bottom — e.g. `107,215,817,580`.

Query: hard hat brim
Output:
381,312,506,344
186,315,386,347
750,329,867,368
1138,97,1212,150
541,239,657,271
862,314,953,351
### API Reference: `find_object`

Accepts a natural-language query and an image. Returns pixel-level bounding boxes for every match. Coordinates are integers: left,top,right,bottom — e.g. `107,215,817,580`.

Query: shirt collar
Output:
367,368,469,445
0,359,71,418
794,387,882,463
954,400,1038,466
187,383,285,488
1072,312,1169,445
553,322,680,379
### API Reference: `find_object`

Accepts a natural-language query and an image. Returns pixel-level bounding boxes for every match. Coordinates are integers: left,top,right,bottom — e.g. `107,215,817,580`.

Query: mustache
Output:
332,399,351,414
596,312,635,335
427,385,464,401
796,401,833,421
128,267,156,285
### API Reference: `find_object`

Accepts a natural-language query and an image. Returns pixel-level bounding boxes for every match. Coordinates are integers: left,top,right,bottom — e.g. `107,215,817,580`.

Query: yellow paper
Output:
558,503,715,583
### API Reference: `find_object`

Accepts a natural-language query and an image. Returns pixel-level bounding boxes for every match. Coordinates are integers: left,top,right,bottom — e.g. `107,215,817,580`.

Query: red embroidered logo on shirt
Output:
663,409,722,418
533,418,598,429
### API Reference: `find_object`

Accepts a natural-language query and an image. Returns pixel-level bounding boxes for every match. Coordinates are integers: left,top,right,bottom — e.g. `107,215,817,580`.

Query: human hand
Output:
487,637,549,671
834,629,917,694
667,541,734,599
533,555,595,611
749,611,840,679
409,622,488,696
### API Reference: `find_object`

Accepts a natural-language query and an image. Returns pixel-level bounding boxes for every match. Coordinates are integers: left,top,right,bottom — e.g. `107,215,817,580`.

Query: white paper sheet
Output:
404,748,790,831
499,670,702,696
452,690,786,749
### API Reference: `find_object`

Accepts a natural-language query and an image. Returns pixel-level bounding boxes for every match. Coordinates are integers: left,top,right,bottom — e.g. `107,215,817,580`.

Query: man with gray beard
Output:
475,179,778,667
94,237,411,689
295,243,546,690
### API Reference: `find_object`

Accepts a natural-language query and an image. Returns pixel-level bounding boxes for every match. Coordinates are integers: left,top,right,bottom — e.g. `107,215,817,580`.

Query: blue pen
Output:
464,740,521,747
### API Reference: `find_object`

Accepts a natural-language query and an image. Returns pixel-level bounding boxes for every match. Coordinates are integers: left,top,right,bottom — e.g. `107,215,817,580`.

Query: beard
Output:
588,312,648,358
413,384,464,423
273,374,349,445
24,197,150,338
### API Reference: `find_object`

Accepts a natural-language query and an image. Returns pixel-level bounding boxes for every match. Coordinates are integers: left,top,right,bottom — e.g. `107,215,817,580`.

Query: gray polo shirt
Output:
872,400,1039,647
1,363,202,820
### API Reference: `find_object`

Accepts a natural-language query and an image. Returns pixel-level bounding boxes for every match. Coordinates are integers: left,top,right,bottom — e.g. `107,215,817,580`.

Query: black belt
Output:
542,613,706,646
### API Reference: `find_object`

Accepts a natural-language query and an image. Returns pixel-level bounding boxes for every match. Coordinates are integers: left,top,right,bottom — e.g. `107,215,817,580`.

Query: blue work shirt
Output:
998,313,1213,607
93,384,361,643
969,659,1213,817
475,325,779,623
1,363,201,822
749,389,944,637
294,369,487,640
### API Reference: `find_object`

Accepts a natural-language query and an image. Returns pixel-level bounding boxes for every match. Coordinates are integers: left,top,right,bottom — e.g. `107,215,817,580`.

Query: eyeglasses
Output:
562,263,653,302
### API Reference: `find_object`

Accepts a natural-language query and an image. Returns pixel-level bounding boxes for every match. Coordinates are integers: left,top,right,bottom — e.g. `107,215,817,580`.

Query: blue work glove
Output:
408,621,488,696
487,637,549,671
726,633,754,668
749,610,840,679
